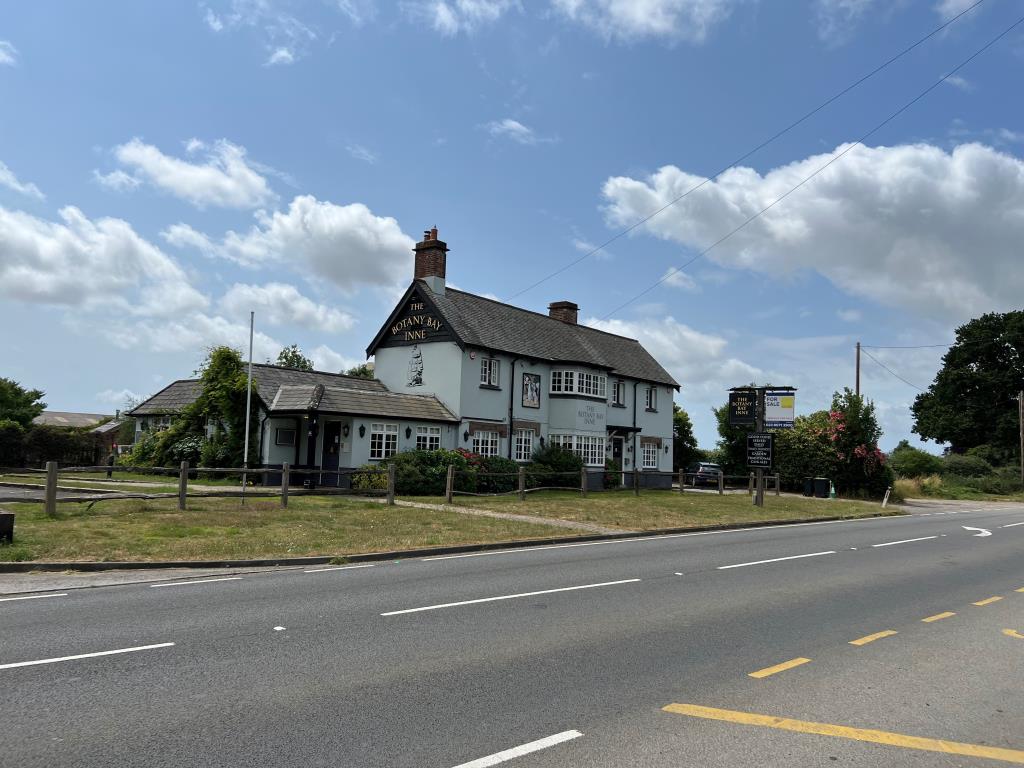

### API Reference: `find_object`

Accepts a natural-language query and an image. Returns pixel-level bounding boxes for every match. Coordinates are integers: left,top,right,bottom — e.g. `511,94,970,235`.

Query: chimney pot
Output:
414,226,448,294
548,300,579,325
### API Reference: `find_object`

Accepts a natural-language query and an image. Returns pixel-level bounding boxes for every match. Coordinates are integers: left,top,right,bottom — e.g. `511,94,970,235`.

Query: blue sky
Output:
1,0,1022,451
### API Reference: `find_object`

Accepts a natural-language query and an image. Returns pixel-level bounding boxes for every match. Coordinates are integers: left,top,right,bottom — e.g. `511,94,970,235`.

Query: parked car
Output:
686,462,722,487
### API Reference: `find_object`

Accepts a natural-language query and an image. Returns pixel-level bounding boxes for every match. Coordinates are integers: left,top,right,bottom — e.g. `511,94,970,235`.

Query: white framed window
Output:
415,425,441,451
549,370,606,397
480,358,500,387
472,430,500,457
645,386,657,411
642,442,659,469
548,434,606,466
275,428,296,446
370,423,398,460
550,371,564,392
513,429,535,462
612,380,625,406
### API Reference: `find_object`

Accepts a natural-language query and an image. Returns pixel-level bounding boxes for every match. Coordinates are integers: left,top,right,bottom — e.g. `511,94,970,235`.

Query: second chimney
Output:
414,227,448,295
548,300,579,325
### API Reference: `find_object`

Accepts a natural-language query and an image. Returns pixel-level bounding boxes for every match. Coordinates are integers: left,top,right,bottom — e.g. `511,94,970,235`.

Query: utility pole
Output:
755,388,765,508
241,311,255,505
855,342,861,396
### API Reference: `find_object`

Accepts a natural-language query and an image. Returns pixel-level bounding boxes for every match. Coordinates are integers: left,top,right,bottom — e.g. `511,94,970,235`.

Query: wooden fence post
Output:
44,461,58,517
718,471,724,495
775,473,781,496
445,464,454,504
678,469,685,493
748,472,754,496
178,460,188,511
280,462,290,509
580,467,588,497
386,463,396,506
518,466,525,501
633,468,640,497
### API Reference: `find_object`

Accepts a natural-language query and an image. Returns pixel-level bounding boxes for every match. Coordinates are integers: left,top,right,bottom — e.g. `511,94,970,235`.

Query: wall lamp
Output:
358,424,365,438
342,424,350,438
405,426,412,439
664,445,670,454
463,430,470,442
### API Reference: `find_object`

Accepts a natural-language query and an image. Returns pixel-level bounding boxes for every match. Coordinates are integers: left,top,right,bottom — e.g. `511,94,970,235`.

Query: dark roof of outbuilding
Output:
128,380,203,416
270,385,457,422
424,284,679,387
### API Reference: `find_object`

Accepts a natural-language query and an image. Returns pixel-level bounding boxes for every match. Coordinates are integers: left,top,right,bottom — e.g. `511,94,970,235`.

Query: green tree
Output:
672,403,700,471
0,419,26,466
345,363,375,379
0,378,46,428
912,311,1024,455
712,402,753,475
276,344,314,371
826,388,891,496
773,411,836,487
888,440,943,478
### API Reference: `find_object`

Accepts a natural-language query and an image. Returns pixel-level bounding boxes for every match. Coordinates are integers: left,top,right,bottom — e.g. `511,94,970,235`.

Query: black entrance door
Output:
321,422,341,486
611,437,624,487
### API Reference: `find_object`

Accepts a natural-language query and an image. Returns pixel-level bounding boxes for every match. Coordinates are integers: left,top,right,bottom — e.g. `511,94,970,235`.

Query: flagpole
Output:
241,311,254,505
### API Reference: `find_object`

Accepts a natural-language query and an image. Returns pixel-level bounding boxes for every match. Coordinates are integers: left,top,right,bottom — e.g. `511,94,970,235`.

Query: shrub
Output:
527,444,582,489
0,419,25,467
964,444,1014,467
942,453,993,478
604,458,622,490
478,455,518,493
351,463,388,491
391,449,474,495
889,444,943,478
169,435,205,465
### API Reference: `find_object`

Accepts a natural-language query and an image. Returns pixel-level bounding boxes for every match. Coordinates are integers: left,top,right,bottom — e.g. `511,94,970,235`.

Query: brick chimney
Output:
548,300,579,325
414,226,448,295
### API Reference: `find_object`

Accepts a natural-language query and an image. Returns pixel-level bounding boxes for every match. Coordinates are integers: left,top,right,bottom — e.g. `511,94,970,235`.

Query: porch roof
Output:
270,385,457,423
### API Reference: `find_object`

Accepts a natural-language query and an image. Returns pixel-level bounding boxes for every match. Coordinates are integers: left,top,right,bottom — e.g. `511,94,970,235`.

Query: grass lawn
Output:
405,489,895,531
0,496,569,563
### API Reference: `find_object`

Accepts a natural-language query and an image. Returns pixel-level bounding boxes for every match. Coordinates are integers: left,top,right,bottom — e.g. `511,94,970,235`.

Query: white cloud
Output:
934,0,977,21
0,41,17,66
309,344,363,373
551,0,738,42
837,308,861,322
163,195,415,292
93,168,141,192
220,282,356,333
601,142,1024,322
0,204,207,318
265,46,295,65
944,74,973,92
109,137,275,209
814,0,876,43
418,0,518,35
96,388,143,407
346,144,378,164
660,267,699,291
0,160,44,200
486,118,555,145
572,237,613,261
103,312,283,362
204,7,225,31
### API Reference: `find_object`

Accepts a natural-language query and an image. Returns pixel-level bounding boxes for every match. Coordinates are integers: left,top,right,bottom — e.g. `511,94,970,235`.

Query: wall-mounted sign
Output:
765,391,796,429
522,372,540,409
747,432,773,468
576,403,605,430
729,391,756,426
379,290,454,348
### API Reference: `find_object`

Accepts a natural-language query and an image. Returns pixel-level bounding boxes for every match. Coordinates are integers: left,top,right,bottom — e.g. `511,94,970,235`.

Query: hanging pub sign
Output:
747,432,773,468
380,290,453,347
729,391,756,426
765,391,796,429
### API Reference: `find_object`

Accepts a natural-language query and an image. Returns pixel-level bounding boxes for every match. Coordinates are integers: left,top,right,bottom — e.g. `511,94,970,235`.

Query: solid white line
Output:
0,593,68,602
871,536,938,548
150,577,242,588
381,579,641,616
0,642,174,670
303,564,376,573
423,516,894,561
1002,521,1024,528
716,551,836,570
451,730,583,767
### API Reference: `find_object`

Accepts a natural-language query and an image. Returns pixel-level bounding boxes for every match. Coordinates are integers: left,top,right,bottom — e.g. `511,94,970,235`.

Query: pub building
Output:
129,228,679,488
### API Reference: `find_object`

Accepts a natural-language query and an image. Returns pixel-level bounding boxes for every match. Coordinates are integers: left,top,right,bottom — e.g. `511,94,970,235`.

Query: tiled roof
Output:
32,411,113,428
426,284,679,387
91,419,125,434
128,380,203,416
270,385,457,422
247,364,384,404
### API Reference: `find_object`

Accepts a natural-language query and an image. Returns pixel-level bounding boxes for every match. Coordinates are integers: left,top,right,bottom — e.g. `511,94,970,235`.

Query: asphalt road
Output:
1,499,1022,767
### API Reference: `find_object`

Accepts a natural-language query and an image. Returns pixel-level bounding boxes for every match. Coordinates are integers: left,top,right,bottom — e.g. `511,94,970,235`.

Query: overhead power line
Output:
860,348,925,391
600,10,1024,320
508,0,989,301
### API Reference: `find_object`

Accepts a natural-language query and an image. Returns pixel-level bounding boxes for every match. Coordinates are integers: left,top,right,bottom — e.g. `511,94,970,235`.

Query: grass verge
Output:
0,496,569,563
894,475,1024,502
403,489,895,531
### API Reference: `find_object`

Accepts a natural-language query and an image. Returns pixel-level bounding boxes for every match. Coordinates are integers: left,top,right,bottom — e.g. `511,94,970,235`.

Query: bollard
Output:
280,462,290,509
386,463,396,506
633,469,640,497
518,465,525,501
445,464,454,504
178,460,188,511
44,461,58,517
580,467,588,497
678,469,685,493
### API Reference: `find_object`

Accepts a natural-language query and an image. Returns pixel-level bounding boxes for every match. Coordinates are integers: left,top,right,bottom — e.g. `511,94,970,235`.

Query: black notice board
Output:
747,432,773,468
729,391,756,426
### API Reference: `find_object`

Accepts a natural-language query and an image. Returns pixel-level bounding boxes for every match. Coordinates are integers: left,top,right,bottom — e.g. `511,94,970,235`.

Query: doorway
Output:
611,436,625,487
321,421,342,486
